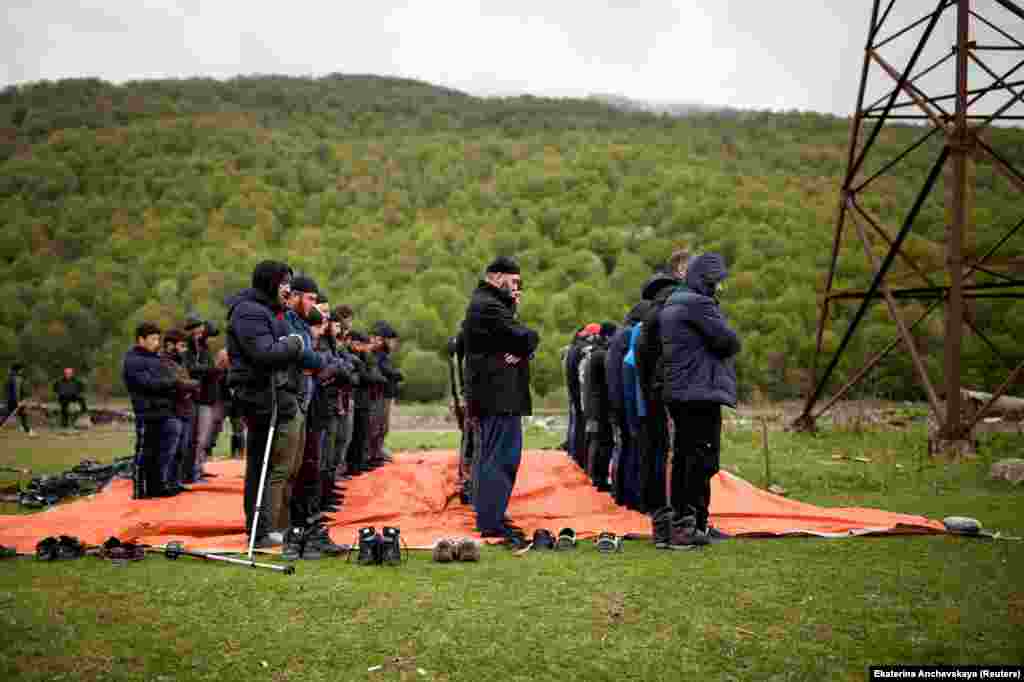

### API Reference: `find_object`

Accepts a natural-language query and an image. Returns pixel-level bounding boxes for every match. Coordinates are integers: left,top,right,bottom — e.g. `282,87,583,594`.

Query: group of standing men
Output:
564,249,741,549
122,261,402,560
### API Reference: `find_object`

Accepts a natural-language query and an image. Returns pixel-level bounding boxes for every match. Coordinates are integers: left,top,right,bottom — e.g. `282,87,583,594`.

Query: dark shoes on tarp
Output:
35,535,85,561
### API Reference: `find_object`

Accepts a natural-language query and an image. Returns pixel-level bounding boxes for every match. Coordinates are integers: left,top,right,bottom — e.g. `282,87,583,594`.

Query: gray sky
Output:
2,1,1021,117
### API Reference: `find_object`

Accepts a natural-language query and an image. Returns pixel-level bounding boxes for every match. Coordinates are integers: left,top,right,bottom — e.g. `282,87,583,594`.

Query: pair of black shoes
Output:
353,526,403,565
36,535,85,561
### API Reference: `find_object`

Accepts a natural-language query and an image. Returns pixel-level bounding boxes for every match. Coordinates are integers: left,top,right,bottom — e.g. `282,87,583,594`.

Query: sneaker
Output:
706,525,731,544
0,544,17,559
595,532,623,553
432,538,455,563
380,526,403,566
282,527,306,561
669,515,710,550
652,506,674,549
555,528,577,550
455,538,480,562
356,527,382,565
35,536,59,561
532,529,555,550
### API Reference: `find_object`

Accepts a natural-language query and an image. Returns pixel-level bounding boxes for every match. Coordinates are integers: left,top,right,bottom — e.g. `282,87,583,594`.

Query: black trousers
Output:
638,398,669,514
346,407,370,472
667,401,722,530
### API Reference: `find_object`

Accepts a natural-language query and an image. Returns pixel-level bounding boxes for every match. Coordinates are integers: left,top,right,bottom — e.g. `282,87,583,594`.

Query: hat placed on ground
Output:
291,276,320,296
486,255,521,275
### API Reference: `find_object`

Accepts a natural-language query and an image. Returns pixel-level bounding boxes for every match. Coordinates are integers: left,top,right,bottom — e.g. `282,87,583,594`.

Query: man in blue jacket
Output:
462,256,539,538
226,261,306,546
658,253,741,549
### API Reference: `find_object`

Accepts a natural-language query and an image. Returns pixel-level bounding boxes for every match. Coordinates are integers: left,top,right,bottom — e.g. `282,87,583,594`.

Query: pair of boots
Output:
282,517,347,560
651,506,711,550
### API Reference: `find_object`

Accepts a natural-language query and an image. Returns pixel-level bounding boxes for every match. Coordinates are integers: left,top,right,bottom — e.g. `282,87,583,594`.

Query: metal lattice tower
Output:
795,0,1024,452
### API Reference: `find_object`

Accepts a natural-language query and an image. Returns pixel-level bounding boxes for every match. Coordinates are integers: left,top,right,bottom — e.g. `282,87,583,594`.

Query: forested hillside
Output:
1,75,1021,402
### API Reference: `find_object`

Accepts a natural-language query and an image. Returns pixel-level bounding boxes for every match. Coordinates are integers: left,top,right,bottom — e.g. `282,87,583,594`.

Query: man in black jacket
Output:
184,315,223,482
53,367,87,428
658,253,740,549
462,256,539,537
634,272,683,514
371,321,403,464
225,261,305,546
123,323,178,498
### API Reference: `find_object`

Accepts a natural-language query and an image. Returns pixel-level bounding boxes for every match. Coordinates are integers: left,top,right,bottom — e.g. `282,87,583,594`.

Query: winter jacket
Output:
161,351,199,419
462,280,540,417
122,346,177,420
636,283,682,403
225,271,304,419
53,377,85,401
309,336,356,427
375,349,404,400
583,347,611,426
659,253,741,407
283,309,322,413
183,338,222,406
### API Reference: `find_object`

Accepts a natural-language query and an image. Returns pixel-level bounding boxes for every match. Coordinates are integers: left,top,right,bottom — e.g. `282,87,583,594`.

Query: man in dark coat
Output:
123,322,179,498
225,261,305,546
606,302,651,508
462,256,539,537
184,314,223,482
53,367,87,428
372,321,403,462
634,272,683,514
5,363,33,435
658,253,740,549
161,329,200,493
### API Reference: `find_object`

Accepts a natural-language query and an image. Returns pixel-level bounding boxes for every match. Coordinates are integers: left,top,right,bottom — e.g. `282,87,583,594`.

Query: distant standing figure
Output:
5,363,34,436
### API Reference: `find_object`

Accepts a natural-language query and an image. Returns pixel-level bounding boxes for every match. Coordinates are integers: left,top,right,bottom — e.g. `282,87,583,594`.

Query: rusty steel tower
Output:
795,0,1024,453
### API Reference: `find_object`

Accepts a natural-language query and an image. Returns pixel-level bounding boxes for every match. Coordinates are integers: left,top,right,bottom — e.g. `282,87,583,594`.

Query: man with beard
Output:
331,306,359,479
226,261,306,547
462,256,539,538
658,253,740,549
183,315,223,482
370,321,403,465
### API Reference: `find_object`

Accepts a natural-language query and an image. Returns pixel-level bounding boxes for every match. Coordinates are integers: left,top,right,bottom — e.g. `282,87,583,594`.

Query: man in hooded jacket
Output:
462,256,539,537
657,253,740,549
225,261,306,546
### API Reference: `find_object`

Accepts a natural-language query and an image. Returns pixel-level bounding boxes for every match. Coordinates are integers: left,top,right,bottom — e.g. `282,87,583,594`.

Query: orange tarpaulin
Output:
0,450,944,554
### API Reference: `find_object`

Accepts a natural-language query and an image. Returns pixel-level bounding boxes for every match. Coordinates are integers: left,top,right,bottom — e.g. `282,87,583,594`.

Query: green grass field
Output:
1,419,1022,681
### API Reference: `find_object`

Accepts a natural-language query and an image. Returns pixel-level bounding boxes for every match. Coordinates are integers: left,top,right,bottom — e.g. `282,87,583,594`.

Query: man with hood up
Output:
657,252,740,549
226,261,306,547
606,301,651,509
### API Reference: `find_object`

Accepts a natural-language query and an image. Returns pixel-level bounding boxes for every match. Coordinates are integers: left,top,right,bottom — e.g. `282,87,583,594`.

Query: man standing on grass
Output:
5,363,34,436
53,367,87,429
462,256,539,538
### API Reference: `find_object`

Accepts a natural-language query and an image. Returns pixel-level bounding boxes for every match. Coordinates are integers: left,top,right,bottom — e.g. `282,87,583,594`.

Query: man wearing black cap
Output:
462,256,539,538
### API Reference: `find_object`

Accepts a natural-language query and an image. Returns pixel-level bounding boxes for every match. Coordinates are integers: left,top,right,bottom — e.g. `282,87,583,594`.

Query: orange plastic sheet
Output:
0,450,944,554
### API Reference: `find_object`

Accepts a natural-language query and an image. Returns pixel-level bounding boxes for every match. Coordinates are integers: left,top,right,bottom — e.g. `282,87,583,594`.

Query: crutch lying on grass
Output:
147,541,295,574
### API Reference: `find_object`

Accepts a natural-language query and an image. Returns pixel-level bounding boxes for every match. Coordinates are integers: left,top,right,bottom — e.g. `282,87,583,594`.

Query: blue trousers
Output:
472,415,523,532
161,417,185,486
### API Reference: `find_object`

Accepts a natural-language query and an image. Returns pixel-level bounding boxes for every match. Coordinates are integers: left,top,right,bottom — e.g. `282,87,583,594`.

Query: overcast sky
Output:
3,1,1021,117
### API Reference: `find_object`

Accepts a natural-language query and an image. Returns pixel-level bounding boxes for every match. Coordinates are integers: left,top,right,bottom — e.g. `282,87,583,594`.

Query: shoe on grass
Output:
432,538,455,563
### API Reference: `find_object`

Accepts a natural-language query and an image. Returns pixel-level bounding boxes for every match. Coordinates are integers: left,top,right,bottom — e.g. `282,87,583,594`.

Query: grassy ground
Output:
0,420,1022,680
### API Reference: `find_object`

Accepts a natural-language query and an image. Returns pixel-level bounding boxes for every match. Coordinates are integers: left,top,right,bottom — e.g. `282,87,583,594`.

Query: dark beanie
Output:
372,321,398,339
349,330,370,343
291,276,319,296
486,255,520,275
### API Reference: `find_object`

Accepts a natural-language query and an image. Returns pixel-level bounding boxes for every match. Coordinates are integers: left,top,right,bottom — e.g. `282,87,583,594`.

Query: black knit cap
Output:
291,276,319,296
349,330,370,343
485,255,520,275
372,321,398,339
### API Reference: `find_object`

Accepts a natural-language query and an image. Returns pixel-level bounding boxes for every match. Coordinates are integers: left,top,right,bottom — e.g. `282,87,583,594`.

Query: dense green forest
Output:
1,74,1021,402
